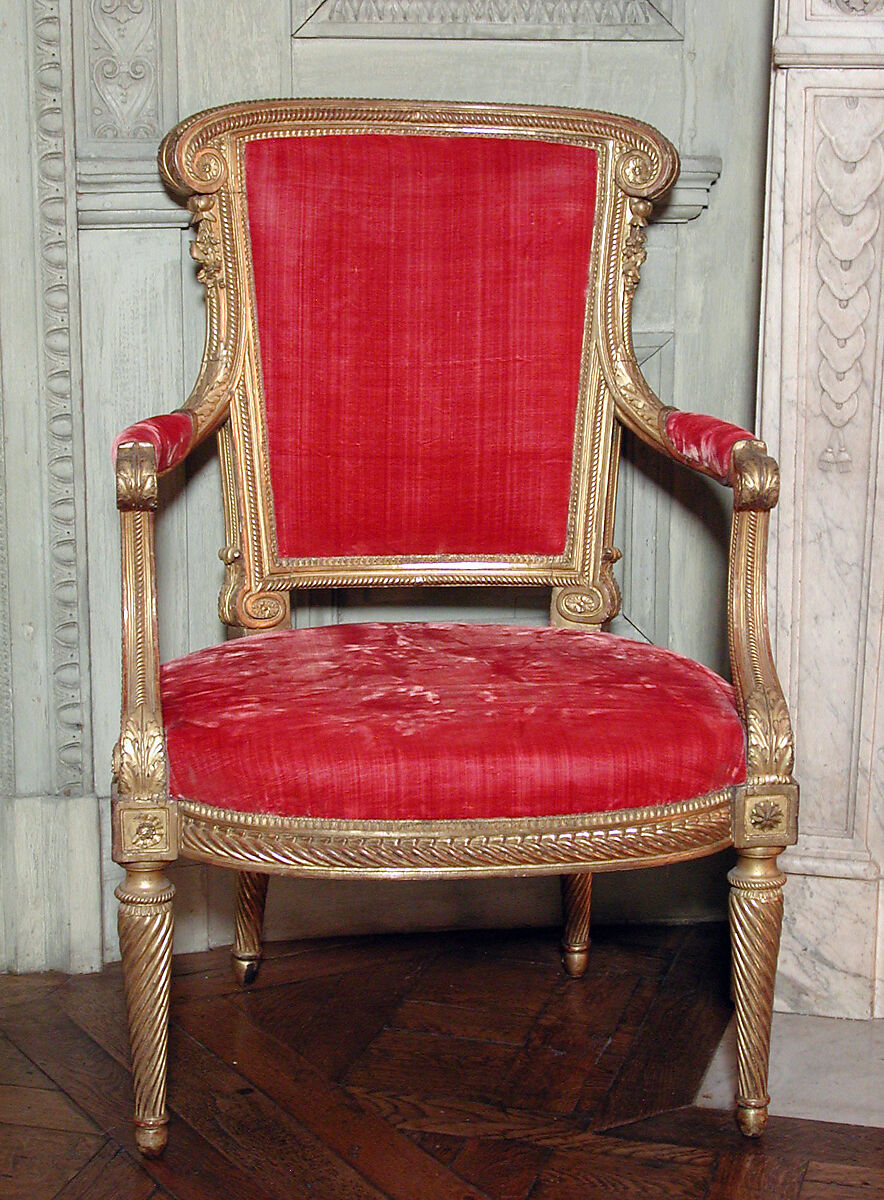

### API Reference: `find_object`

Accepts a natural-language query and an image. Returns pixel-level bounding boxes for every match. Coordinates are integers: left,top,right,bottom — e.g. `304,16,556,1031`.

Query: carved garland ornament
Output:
821,0,884,13
814,94,884,472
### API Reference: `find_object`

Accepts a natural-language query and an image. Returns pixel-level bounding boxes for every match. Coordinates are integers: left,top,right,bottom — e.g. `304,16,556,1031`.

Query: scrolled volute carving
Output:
745,686,795,779
116,442,158,510
555,585,607,624
615,144,676,198
115,703,167,797
237,589,290,629
731,441,780,512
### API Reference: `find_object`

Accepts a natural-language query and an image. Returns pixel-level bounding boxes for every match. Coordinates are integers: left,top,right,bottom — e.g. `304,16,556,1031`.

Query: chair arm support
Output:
114,410,196,479
113,442,168,794
112,442,179,862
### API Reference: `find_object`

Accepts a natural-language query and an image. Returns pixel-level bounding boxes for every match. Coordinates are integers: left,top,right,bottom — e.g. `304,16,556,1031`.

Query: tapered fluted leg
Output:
728,848,785,1138
232,870,269,986
561,873,592,979
116,864,174,1157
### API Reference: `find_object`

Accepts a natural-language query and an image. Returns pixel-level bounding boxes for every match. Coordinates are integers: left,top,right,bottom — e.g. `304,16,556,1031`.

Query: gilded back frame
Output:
158,99,679,630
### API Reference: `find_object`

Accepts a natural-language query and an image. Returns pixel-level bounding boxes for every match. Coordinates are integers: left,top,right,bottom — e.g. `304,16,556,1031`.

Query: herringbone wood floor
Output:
1,923,882,1199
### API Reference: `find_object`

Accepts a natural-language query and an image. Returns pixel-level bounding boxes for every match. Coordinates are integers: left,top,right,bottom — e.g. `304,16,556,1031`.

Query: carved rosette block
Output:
561,873,592,978
728,850,785,1137
232,871,270,985
734,783,798,850
116,867,175,1156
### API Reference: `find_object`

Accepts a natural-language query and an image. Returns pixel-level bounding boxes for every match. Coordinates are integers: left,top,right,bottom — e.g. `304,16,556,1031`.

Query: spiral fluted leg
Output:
232,871,269,986
561,873,592,979
117,865,174,1157
728,848,785,1138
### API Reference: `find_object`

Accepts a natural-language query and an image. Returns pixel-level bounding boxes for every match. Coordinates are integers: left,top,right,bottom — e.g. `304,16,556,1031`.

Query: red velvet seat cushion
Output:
161,623,745,821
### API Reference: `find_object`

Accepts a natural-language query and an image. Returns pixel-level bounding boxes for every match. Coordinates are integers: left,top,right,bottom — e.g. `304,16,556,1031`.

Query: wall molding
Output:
76,156,720,229
30,0,91,796
0,336,14,798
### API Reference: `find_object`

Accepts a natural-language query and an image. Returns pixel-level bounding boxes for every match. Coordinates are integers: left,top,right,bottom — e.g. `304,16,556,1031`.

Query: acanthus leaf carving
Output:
116,441,158,510
745,687,795,779
731,441,780,512
115,702,167,797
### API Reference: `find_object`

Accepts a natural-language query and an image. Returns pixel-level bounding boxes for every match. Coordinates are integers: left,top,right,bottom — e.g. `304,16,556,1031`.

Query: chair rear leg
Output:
728,848,785,1138
232,870,269,986
561,873,592,978
116,864,175,1157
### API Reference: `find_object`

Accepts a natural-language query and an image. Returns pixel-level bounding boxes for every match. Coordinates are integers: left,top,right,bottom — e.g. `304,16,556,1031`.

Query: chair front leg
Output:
561,872,592,978
232,870,269,986
116,864,175,1157
728,848,785,1138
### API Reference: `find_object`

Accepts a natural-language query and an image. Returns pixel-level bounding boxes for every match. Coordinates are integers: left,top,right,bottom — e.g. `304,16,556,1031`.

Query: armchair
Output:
111,99,797,1157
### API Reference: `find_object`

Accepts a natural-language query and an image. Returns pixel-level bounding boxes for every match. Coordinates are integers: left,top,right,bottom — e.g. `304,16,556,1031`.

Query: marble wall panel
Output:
759,39,884,1015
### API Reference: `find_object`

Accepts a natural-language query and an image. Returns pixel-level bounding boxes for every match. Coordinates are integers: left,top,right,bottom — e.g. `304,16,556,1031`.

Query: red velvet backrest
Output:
243,132,598,560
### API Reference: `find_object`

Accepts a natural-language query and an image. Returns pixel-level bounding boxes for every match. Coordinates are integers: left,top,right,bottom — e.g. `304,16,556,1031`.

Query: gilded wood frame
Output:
110,100,798,1153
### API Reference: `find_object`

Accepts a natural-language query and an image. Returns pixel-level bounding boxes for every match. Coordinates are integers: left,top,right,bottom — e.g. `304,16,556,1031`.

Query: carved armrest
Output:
661,409,780,511
112,440,177,863
113,410,196,478
618,403,797,845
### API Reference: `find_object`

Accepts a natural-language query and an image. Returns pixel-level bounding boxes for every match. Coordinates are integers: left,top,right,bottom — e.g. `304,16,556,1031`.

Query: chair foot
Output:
232,871,268,986
232,953,261,987
562,945,590,978
736,1101,769,1139
135,1119,169,1157
560,873,591,979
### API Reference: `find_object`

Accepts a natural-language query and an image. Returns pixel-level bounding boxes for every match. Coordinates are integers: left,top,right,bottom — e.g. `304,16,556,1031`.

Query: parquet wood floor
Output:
0,923,881,1199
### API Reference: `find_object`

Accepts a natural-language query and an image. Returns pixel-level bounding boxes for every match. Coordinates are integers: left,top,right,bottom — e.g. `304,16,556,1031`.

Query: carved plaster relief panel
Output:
776,0,884,61
292,0,683,39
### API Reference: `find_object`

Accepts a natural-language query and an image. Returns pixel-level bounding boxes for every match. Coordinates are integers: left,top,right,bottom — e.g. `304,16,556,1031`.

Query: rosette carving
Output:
238,589,291,629
554,584,607,624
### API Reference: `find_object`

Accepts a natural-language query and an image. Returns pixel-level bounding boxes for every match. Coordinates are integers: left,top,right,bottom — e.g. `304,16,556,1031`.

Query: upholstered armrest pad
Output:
664,410,756,483
113,411,196,474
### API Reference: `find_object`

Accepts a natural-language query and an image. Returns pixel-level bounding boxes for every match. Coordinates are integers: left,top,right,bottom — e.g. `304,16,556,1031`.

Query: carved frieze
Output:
293,0,683,39
813,94,884,471
31,0,89,795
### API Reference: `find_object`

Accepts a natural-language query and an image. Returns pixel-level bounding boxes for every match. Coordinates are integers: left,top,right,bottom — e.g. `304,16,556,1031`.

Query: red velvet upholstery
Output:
664,410,755,482
161,623,746,820
113,412,196,474
244,135,598,559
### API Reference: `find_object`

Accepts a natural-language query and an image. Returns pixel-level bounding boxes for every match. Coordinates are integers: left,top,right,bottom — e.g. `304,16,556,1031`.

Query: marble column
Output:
759,0,884,1018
